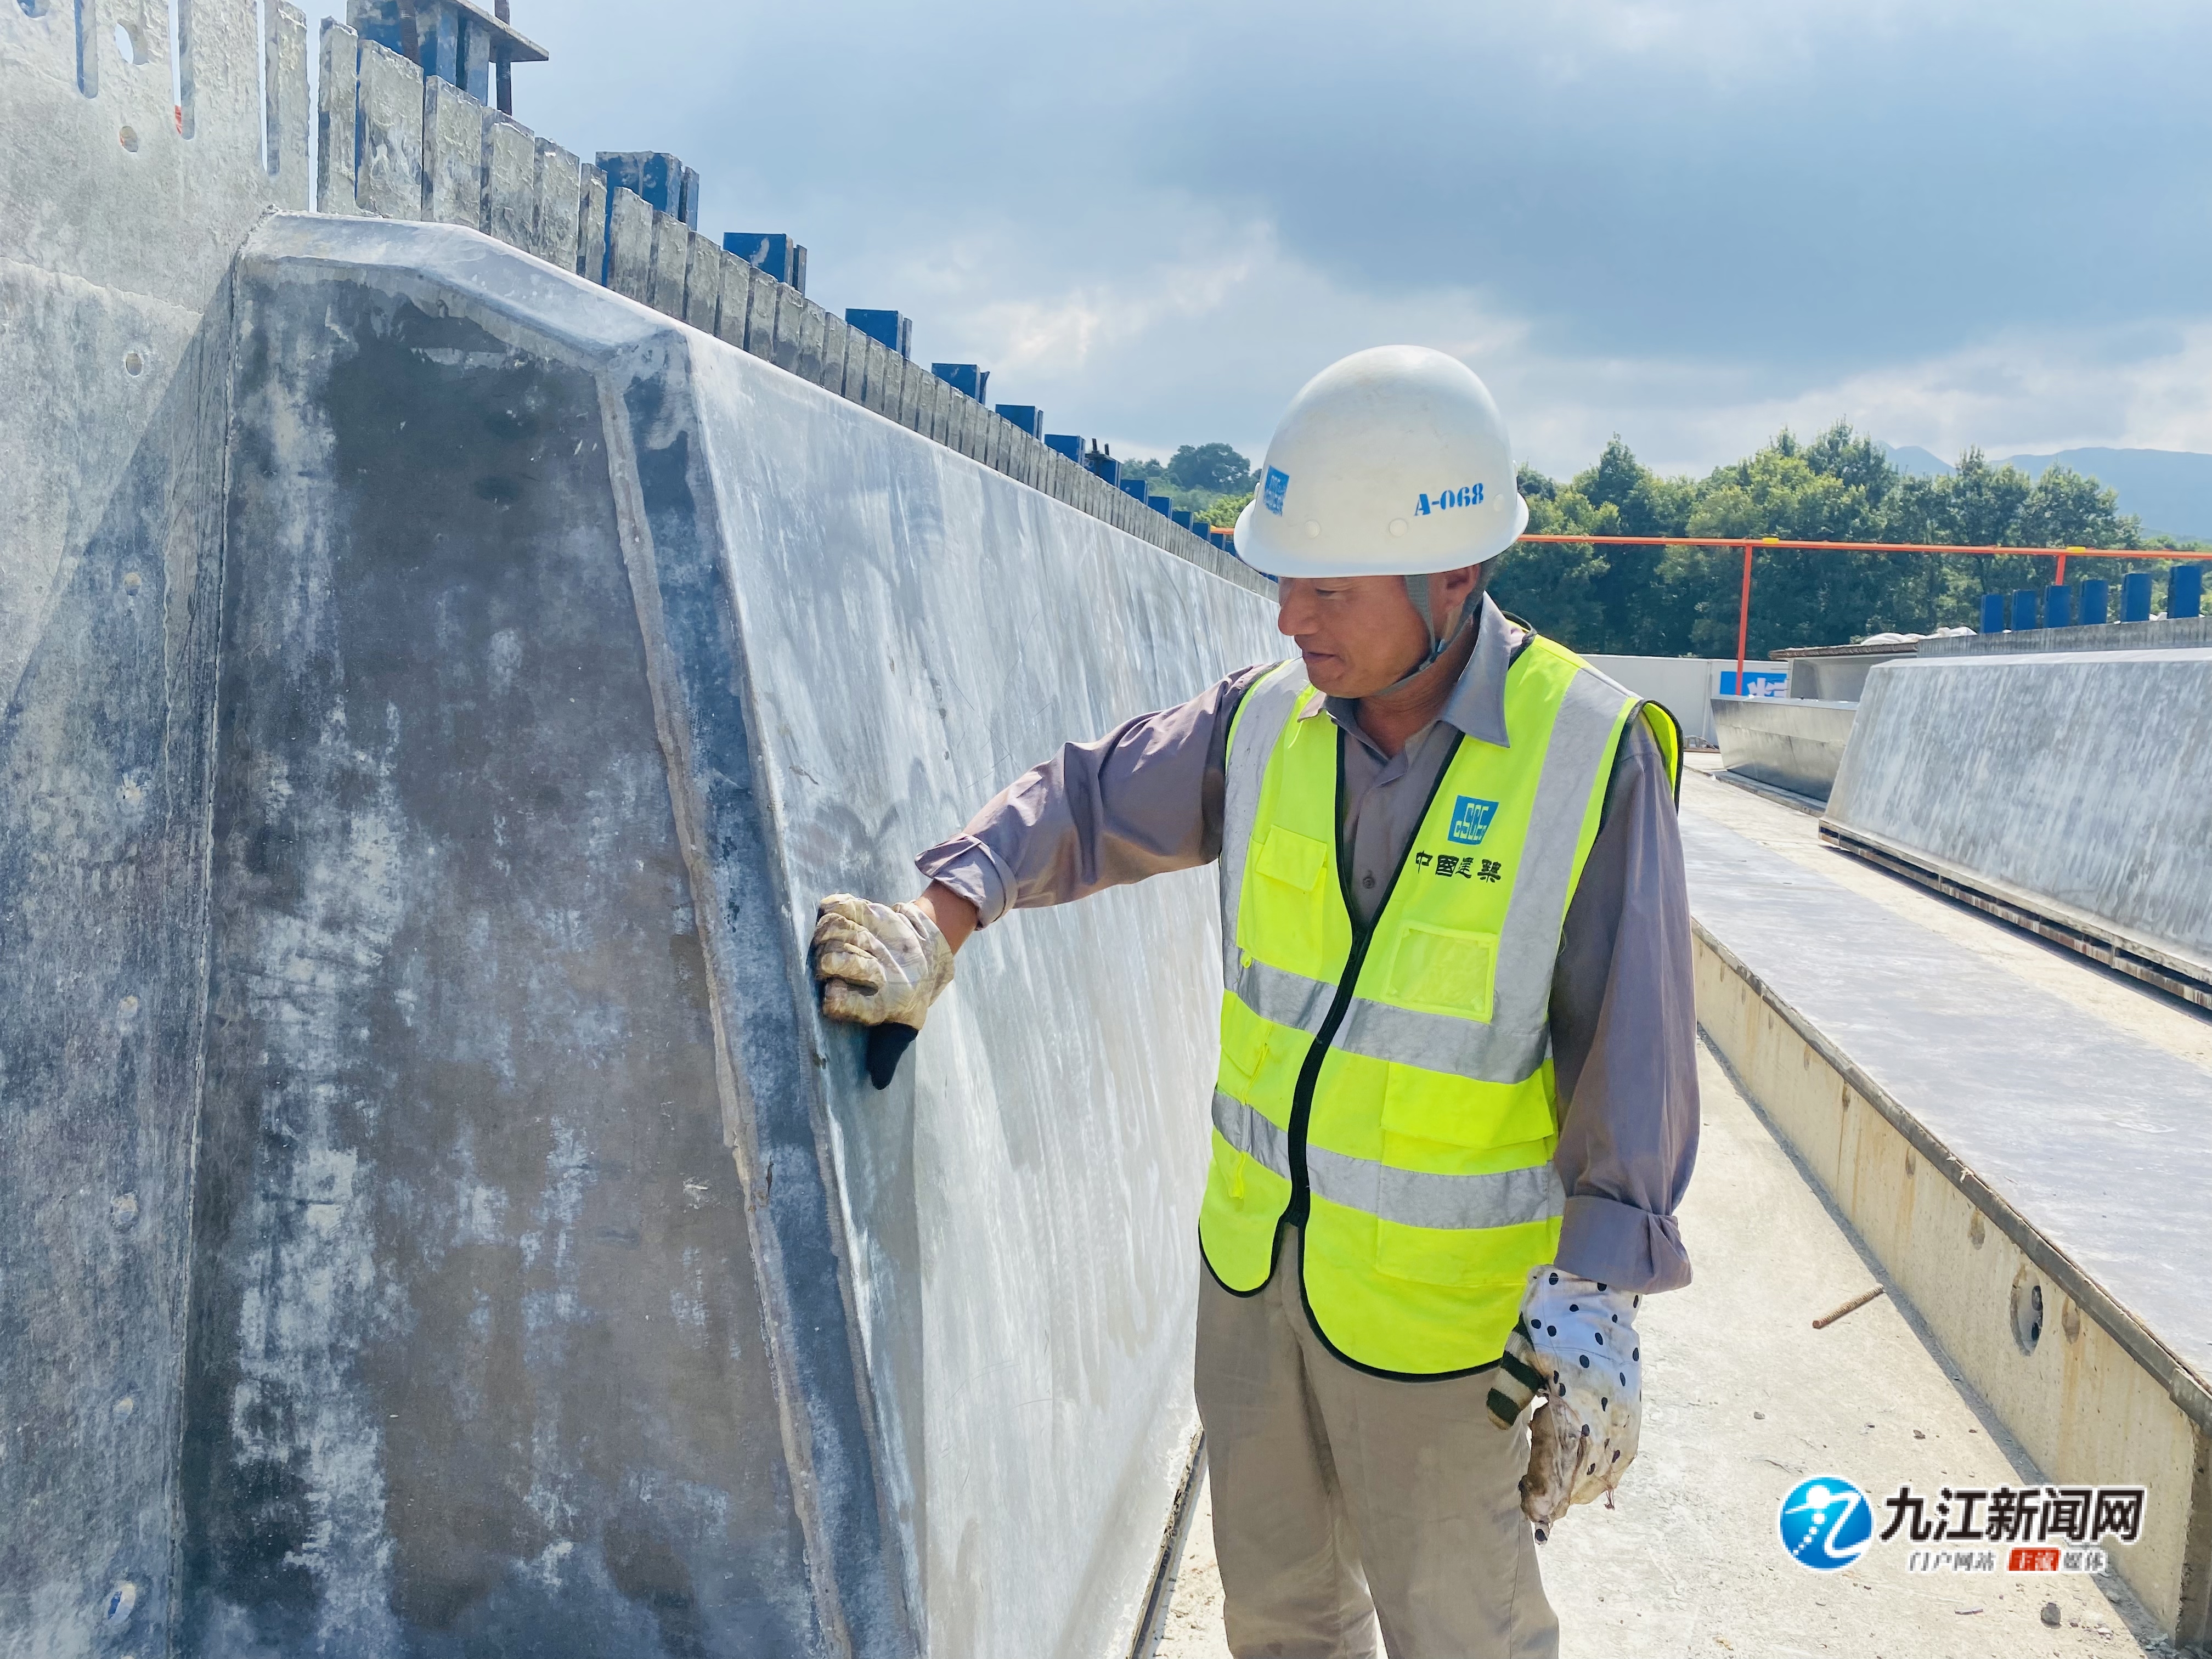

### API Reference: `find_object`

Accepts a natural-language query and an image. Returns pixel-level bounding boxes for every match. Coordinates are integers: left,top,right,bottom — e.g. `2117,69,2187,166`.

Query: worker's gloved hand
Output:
1483,1266,1643,1541
811,896,955,1080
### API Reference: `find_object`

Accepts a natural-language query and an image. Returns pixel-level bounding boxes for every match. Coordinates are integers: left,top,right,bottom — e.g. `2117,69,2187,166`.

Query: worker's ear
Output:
1429,563,1485,624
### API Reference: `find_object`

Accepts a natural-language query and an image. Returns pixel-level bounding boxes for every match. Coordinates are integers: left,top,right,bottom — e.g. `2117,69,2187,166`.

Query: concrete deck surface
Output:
1683,770,2212,1392
1686,758,2212,1076
1152,1037,2173,1658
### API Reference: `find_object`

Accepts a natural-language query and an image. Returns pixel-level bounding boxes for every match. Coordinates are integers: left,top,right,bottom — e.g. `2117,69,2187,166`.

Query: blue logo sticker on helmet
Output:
1447,797,1499,846
1778,1475,1874,1571
1415,483,1485,516
1263,466,1290,515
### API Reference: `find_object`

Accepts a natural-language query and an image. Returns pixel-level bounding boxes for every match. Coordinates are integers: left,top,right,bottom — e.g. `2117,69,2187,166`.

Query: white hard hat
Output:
1233,345,1529,579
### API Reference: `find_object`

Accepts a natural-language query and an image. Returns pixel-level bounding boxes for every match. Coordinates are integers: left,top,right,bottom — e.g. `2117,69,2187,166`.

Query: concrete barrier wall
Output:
1825,650,2212,979
1582,655,1787,745
1710,695,1858,803
1918,615,2212,658
4,17,1268,1650
1,5,306,1651
185,213,1276,1657
308,22,1242,586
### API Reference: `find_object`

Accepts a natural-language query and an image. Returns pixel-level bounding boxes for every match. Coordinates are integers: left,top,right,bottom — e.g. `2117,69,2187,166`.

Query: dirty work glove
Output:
1483,1266,1643,1541
811,895,955,1087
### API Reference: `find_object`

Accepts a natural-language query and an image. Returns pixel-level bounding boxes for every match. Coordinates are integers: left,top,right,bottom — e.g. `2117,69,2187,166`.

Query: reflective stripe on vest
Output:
1198,634,1654,1376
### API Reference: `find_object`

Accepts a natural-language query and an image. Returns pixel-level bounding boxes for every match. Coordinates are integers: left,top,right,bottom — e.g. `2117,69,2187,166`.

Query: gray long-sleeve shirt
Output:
916,594,1699,1294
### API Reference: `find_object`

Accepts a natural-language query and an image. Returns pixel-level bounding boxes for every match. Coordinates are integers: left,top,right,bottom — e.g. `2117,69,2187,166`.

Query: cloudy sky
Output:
507,1,2210,479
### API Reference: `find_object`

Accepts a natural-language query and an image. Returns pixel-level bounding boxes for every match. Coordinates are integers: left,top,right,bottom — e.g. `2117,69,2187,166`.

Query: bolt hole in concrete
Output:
113,21,147,62
118,125,138,153
2012,1268,2045,1355
123,349,143,375
104,1581,136,1624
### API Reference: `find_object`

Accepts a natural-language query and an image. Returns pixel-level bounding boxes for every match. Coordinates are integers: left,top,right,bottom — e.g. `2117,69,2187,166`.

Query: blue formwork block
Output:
996,404,1045,439
724,233,808,294
846,309,912,357
1979,592,2006,633
2080,578,2109,626
1171,507,1193,529
1121,478,1147,499
2172,565,2205,619
599,152,692,220
1148,494,1172,517
2010,589,2039,631
1086,454,1121,486
2044,584,2073,628
2122,571,2153,623
932,363,990,403
1045,433,1082,464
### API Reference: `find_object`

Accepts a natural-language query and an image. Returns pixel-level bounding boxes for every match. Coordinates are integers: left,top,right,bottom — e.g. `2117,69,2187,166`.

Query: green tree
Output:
1167,442,1256,493
1488,464,1611,646
1486,420,2148,657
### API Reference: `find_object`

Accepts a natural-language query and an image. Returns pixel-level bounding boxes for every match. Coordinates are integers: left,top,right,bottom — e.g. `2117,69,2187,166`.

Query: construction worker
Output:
810,346,1698,1658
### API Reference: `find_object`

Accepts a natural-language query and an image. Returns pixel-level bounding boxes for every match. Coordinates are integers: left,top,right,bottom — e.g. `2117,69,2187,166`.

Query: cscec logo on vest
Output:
1415,483,1485,515
1448,797,1498,846
1778,1475,1874,1571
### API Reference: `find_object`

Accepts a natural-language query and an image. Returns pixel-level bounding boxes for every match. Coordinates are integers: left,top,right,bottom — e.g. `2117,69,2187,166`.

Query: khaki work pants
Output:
1194,1234,1559,1659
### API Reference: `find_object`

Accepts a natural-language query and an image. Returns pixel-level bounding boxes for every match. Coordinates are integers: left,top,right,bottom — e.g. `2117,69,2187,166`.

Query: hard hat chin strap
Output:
1374,573,1471,700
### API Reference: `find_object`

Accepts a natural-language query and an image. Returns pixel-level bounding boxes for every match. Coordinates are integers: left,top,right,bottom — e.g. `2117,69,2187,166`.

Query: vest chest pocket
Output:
1256,825,1328,891
1244,825,1335,968
1380,921,1497,1024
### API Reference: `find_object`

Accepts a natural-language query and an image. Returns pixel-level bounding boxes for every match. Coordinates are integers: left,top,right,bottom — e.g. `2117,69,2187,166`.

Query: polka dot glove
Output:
1485,1266,1643,1540
811,895,955,1030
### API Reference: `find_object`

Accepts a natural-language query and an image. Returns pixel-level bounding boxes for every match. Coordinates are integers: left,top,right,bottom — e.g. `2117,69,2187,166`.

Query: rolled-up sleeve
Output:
1547,718,1700,1294
916,664,1275,927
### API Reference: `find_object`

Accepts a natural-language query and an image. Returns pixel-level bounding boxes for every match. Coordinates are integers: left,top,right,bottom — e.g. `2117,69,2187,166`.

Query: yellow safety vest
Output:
1198,632,1681,1376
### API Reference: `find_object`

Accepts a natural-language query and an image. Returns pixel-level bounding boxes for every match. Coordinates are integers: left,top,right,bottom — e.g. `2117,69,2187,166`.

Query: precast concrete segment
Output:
1825,648,2212,974
530,136,585,270
190,226,822,1658
1681,809,2212,1407
0,10,306,1645
1918,615,2212,658
421,74,491,227
483,115,537,247
668,266,1286,1659
1709,694,1857,803
356,36,426,220
199,213,1283,1657
1682,802,2212,1641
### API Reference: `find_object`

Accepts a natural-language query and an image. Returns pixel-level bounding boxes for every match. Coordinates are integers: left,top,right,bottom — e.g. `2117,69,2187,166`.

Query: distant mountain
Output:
1998,449,2212,541
1877,442,2212,540
1880,443,1954,479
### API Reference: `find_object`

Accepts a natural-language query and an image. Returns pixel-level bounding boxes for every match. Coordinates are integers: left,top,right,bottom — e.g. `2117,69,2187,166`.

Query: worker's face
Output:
1276,566,1485,698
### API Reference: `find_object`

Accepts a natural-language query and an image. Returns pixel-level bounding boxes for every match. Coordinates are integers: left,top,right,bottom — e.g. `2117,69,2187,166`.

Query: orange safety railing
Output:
1510,534,2212,697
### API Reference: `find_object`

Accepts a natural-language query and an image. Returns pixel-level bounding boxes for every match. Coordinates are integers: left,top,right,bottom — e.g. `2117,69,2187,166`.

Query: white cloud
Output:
514,0,2212,475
